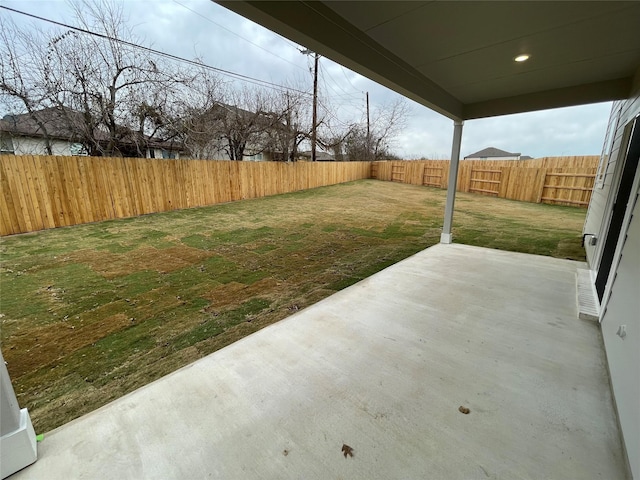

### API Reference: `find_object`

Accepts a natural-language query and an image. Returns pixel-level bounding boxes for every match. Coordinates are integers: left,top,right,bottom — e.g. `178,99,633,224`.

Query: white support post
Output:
441,120,464,244
1,350,37,479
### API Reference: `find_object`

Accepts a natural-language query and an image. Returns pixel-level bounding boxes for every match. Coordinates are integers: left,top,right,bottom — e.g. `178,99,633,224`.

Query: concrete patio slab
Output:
10,244,627,479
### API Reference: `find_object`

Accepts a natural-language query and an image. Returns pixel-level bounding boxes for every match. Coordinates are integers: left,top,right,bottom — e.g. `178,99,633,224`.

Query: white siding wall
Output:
13,137,76,156
584,67,640,479
601,184,639,480
584,73,640,267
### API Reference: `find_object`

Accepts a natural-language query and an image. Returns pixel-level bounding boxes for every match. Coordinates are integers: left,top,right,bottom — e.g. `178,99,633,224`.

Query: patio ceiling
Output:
216,1,640,120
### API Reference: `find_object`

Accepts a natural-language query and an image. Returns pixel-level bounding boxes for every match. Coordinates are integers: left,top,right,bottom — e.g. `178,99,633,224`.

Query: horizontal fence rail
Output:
371,156,599,208
0,156,370,236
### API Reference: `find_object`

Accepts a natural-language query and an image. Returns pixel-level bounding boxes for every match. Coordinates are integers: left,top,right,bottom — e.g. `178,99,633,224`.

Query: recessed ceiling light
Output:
514,54,530,63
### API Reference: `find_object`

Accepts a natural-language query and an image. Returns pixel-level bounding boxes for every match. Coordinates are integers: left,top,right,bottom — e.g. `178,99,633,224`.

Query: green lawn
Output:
0,179,587,433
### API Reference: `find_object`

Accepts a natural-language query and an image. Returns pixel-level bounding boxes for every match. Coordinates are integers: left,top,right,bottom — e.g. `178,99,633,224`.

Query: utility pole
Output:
301,49,319,161
311,52,319,162
366,91,370,161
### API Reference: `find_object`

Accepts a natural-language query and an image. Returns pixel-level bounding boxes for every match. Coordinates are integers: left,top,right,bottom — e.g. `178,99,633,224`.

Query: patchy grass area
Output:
0,180,586,433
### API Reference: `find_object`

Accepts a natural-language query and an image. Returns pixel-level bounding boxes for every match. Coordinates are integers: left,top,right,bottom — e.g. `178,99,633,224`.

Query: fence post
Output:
536,168,547,203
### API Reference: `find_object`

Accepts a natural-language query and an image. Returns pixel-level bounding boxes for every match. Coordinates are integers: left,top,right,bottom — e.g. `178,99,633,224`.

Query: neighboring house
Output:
464,147,526,160
145,139,185,160
1,108,89,156
296,150,335,161
0,108,184,159
185,141,279,161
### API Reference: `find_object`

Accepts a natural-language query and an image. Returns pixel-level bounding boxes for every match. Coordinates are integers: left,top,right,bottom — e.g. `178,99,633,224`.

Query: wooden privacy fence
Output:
372,156,599,208
0,155,370,236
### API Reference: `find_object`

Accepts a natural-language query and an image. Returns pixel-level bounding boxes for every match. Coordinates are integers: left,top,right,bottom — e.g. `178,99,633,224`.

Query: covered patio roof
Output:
217,1,640,120
10,244,626,479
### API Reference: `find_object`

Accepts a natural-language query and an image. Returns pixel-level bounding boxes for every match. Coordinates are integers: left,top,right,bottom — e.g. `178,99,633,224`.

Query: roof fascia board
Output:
463,77,633,120
216,0,464,120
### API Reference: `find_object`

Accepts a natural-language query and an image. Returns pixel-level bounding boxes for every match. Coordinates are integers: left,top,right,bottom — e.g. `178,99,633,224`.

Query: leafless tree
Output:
1,0,193,157
327,97,410,161
174,66,226,159
213,85,284,161
0,16,58,154
268,88,313,162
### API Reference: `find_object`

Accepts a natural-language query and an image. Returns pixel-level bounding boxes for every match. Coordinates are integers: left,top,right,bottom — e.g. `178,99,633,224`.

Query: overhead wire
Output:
319,64,363,101
2,2,376,145
0,5,311,96
338,64,362,91
170,0,307,73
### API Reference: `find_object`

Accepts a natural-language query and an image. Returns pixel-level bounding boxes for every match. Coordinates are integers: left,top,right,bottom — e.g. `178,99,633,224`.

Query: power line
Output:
319,63,362,101
170,0,307,73
316,97,359,129
0,5,311,96
339,64,362,91
319,70,364,111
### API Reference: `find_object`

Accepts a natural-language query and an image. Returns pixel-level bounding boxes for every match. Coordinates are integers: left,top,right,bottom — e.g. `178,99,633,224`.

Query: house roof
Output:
1,107,182,151
1,107,90,141
217,1,640,120
464,147,521,159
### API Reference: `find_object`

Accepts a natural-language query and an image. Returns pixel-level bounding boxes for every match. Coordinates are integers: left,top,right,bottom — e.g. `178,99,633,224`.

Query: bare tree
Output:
174,66,225,159
327,97,410,161
1,0,193,157
0,16,58,154
268,88,313,162
214,85,283,161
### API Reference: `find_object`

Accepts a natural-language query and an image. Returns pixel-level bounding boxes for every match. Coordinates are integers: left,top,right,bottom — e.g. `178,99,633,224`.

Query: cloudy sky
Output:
2,0,612,159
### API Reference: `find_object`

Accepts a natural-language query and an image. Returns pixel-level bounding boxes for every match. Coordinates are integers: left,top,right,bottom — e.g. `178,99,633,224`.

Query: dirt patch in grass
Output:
70,245,215,278
0,180,586,433
204,278,281,309
5,313,130,377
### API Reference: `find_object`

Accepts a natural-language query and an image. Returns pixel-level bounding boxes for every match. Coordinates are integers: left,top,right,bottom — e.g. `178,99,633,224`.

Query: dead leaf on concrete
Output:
341,444,354,458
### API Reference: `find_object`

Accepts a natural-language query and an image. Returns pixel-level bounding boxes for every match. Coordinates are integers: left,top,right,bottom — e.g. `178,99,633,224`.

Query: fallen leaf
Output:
341,444,354,458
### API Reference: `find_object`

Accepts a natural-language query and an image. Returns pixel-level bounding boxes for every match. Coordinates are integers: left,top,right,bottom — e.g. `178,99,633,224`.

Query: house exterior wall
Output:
184,144,272,161
601,183,639,480
584,68,640,480
585,74,640,267
146,148,182,160
243,152,272,162
11,136,80,156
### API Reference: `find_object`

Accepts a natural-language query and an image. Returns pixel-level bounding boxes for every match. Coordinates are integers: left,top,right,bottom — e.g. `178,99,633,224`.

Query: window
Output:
1,133,15,154
161,149,176,159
